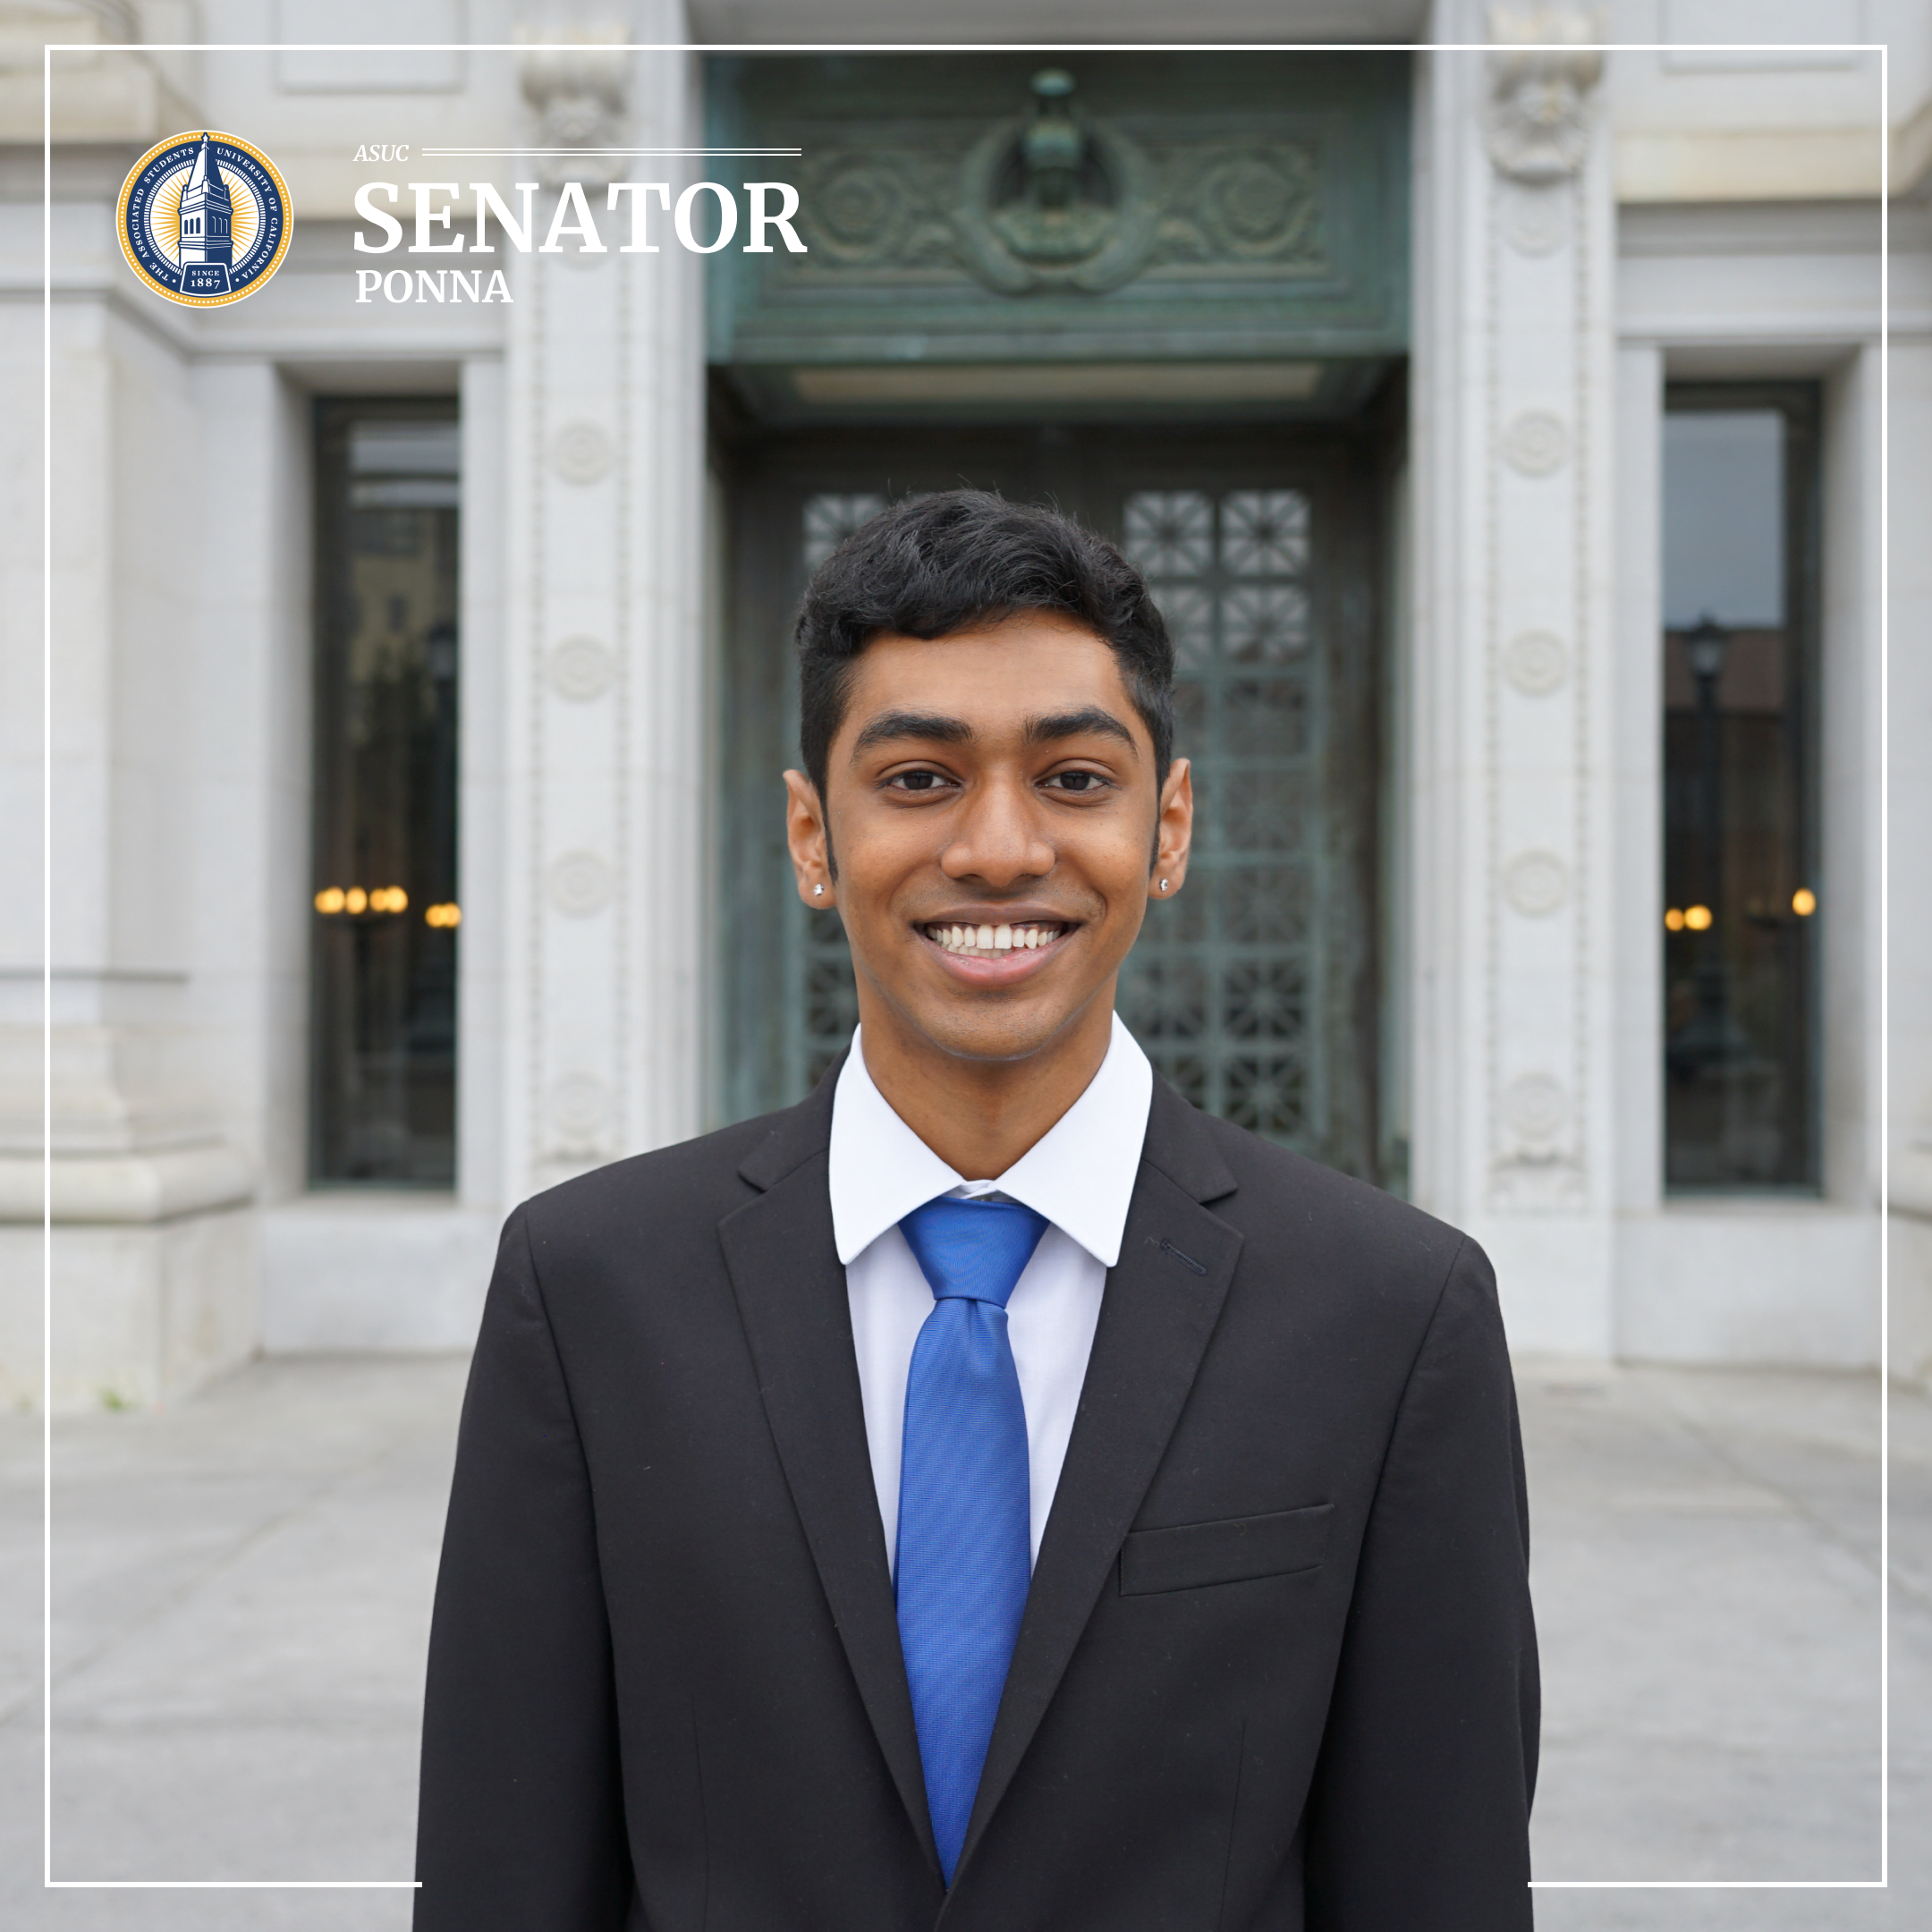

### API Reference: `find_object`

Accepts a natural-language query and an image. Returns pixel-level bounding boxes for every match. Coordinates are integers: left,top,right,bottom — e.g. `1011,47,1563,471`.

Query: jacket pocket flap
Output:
1119,1503,1335,1596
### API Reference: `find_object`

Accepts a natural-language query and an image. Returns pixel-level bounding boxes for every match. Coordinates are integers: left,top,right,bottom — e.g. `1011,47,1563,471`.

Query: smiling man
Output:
414,492,1538,1932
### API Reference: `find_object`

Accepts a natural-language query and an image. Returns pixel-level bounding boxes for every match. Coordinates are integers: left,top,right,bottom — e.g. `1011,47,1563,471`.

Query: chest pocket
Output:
1118,1503,1334,1595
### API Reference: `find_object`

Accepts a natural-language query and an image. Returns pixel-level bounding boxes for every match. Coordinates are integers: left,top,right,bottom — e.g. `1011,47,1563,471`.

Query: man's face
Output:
784,614,1192,1069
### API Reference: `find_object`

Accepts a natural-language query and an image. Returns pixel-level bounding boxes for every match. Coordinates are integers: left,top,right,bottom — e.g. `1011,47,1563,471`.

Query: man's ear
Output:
1149,757,1193,900
784,769,836,905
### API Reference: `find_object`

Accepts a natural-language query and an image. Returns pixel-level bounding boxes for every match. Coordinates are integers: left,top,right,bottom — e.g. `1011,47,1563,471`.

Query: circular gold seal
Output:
116,131,292,308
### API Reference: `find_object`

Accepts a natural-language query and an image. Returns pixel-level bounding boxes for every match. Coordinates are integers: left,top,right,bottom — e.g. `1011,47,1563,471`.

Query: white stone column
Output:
1891,332,1932,1381
1411,4,1617,1356
0,289,259,1407
496,13,708,1206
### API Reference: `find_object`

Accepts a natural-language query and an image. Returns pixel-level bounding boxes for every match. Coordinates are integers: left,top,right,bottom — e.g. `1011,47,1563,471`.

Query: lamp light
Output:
1684,613,1729,682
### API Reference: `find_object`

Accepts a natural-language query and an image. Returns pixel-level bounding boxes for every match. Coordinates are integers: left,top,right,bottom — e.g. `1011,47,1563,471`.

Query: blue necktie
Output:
895,1194,1046,1884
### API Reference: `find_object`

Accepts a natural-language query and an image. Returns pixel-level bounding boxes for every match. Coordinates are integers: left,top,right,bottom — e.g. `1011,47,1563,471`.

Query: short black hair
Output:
794,489,1174,803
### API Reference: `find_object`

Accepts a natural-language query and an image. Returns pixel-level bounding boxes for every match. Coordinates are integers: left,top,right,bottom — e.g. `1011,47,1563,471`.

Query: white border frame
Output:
34,30,1885,1901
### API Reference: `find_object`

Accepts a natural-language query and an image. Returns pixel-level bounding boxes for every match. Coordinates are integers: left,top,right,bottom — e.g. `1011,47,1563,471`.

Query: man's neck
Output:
855,996,1116,1181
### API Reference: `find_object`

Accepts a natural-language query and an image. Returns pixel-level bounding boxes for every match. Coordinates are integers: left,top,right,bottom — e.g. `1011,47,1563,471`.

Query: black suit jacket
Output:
414,1071,1538,1931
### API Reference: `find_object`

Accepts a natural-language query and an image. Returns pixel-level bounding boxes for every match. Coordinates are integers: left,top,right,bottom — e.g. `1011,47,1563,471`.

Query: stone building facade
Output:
0,0,1925,1405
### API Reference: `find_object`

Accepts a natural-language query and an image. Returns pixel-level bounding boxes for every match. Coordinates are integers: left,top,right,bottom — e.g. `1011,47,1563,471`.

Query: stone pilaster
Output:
496,16,708,1204
1411,4,1616,1353
0,288,258,1408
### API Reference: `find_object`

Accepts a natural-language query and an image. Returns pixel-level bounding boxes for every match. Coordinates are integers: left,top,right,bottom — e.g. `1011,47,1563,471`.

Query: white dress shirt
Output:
829,1013,1154,1573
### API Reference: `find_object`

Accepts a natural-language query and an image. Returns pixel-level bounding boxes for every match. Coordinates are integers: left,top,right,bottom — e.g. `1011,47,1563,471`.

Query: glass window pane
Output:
309,399,462,1186
1661,391,1818,1192
1663,411,1784,630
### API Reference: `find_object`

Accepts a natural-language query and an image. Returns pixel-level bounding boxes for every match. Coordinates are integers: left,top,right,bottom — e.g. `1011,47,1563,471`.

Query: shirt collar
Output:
828,1012,1154,1269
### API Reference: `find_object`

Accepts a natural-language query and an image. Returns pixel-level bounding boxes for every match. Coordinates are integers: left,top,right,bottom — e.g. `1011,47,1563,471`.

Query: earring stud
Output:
812,883,825,898
1159,878,1169,893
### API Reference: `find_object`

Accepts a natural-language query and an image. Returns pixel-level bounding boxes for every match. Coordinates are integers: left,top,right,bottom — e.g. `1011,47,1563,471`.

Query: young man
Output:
414,492,1538,1930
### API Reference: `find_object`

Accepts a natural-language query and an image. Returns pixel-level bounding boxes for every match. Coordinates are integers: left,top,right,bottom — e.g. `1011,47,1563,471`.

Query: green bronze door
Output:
719,420,1387,1182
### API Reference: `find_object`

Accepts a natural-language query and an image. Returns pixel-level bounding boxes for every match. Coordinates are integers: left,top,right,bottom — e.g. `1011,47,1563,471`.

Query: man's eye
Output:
890,771,949,792
1046,771,1107,793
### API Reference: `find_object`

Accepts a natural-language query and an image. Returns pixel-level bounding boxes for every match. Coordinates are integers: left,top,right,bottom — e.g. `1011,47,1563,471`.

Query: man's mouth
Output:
919,920,1072,959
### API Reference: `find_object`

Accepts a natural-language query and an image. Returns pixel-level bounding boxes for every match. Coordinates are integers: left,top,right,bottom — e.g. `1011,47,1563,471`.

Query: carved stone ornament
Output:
547,1072,614,1147
1484,4,1604,182
792,68,1326,299
551,419,616,486
548,636,616,702
1503,630,1569,695
517,29,629,185
1503,1072,1568,1148
1497,177,1572,257
1503,850,1571,917
955,69,1158,294
547,850,616,918
1503,409,1569,477
1492,1071,1584,1206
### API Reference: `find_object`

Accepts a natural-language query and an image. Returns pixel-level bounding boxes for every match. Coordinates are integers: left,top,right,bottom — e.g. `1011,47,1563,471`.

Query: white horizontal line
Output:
48,1881,420,1890
39,29,1896,1904
418,148,801,157
43,43,1895,53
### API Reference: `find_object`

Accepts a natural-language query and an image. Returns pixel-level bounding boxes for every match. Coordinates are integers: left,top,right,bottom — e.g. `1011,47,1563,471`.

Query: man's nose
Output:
938,775,1055,886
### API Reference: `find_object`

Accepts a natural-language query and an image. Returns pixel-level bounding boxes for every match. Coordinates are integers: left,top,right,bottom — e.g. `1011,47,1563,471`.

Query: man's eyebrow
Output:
849,710,973,758
1026,707,1139,756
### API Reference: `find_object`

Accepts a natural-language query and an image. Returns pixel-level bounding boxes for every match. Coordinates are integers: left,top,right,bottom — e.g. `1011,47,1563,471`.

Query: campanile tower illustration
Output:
176,134,233,292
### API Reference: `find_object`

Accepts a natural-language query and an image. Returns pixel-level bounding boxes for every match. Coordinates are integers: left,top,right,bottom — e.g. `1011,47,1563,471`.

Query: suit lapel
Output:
949,1080,1243,1890
718,1080,940,1875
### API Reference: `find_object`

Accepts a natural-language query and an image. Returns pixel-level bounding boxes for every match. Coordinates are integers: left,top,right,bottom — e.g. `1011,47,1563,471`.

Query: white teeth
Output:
929,922,1063,954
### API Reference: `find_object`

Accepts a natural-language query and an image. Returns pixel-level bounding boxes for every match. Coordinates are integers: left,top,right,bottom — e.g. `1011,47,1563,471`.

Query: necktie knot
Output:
899,1195,1048,1309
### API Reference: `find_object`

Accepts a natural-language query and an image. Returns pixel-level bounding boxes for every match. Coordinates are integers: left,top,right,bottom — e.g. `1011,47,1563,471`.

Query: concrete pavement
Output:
0,1352,1925,1928
4,1357,464,1930
1525,1362,1928,1930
